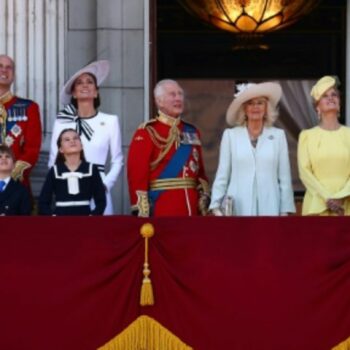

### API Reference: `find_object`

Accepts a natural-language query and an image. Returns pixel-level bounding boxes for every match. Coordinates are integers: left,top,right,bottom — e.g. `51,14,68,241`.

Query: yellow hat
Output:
310,76,338,102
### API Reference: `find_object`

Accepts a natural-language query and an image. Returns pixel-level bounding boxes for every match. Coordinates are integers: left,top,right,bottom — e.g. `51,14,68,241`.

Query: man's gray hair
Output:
153,79,180,99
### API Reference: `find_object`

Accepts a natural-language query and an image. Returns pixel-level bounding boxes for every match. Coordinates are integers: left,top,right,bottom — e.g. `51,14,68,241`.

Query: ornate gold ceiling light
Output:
178,0,320,33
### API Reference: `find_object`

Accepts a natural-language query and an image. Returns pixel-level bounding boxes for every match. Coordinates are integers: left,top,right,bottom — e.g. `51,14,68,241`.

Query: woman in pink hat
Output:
48,60,123,215
209,82,295,216
298,76,350,215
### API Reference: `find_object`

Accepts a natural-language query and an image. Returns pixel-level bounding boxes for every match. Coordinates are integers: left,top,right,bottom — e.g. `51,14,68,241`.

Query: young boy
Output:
0,145,32,215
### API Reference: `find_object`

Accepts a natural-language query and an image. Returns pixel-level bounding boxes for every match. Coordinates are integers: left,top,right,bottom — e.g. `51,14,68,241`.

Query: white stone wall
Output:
0,0,66,198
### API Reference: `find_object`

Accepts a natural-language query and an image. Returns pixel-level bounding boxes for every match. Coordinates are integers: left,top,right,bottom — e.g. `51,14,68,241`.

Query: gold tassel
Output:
97,315,193,350
332,336,350,350
140,223,155,306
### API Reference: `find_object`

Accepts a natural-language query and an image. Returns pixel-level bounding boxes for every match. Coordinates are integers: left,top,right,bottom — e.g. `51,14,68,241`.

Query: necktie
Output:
0,180,5,192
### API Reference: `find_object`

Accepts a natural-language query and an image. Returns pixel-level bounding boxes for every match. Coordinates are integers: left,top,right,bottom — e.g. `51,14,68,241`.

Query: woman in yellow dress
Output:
298,76,350,215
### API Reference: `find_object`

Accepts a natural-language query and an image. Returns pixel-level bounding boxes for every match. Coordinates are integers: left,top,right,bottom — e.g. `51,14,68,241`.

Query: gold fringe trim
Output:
332,336,350,350
97,315,193,350
140,223,155,306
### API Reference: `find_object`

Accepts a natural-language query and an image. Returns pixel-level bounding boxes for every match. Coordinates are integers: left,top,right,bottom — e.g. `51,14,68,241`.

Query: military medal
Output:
5,135,14,146
192,148,199,162
11,124,22,137
189,160,199,174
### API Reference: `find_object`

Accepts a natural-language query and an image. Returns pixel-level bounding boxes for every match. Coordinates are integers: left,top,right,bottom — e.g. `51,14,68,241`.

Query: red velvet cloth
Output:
1,216,350,350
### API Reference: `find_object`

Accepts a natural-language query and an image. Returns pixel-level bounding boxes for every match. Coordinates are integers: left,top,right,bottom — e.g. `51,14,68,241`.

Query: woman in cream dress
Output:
298,76,350,215
210,82,295,216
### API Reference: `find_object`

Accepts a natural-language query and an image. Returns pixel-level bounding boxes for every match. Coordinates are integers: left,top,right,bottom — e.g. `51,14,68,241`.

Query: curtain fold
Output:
1,216,350,350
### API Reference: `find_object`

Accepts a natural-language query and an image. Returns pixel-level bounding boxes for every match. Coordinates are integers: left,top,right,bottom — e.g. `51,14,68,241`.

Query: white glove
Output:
212,208,224,216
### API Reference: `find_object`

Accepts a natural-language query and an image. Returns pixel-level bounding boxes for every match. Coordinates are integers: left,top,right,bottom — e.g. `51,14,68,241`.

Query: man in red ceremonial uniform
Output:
0,55,42,192
127,79,210,217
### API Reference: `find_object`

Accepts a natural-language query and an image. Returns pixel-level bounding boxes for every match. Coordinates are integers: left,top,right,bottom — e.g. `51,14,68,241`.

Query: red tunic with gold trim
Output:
1,94,42,189
127,114,209,217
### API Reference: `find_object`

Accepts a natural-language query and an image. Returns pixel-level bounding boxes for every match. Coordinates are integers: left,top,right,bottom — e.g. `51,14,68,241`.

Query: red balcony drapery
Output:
1,216,350,350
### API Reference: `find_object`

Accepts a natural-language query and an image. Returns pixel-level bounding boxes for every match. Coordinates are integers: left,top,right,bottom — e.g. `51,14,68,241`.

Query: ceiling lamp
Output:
178,0,320,33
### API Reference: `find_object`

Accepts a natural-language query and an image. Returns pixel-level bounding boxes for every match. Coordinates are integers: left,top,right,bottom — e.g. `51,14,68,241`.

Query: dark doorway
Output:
156,0,346,81
153,0,347,209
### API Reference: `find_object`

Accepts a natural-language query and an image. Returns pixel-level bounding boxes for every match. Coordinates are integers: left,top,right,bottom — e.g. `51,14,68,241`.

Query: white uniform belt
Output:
56,200,90,207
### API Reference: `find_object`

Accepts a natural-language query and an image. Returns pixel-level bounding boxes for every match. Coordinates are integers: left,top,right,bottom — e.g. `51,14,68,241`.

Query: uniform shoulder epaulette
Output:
182,118,195,127
14,96,32,103
13,96,35,108
138,118,157,129
181,119,198,130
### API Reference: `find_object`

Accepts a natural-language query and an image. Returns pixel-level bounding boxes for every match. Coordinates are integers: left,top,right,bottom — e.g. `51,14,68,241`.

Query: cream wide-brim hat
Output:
226,82,282,126
60,60,110,105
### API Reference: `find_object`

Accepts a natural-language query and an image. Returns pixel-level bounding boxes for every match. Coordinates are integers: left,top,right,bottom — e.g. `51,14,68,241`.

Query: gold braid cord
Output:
97,315,193,350
332,336,350,350
198,178,211,216
146,124,180,171
198,178,210,195
0,103,8,143
0,92,13,144
140,223,155,306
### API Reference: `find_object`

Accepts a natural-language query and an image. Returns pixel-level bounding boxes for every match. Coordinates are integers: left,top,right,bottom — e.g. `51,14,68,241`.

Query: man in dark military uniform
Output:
127,79,210,217
0,55,42,193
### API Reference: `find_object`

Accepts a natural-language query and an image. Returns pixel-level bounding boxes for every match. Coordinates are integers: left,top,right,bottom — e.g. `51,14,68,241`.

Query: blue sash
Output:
148,124,195,208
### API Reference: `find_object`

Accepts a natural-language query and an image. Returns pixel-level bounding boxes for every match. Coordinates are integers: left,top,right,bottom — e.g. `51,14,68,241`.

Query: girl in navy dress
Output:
39,128,106,215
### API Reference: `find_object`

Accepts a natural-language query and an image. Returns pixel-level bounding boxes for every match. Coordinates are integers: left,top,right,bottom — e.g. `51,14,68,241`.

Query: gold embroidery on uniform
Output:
0,103,8,144
12,160,31,181
150,178,197,190
136,190,150,217
146,119,182,170
157,110,180,127
0,91,13,104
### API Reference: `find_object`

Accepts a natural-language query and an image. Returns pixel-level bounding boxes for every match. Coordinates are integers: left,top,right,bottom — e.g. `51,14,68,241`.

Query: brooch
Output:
268,135,274,140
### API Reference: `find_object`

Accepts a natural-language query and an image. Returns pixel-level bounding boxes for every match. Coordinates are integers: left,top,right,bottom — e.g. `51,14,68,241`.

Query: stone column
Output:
96,0,148,214
0,0,65,197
